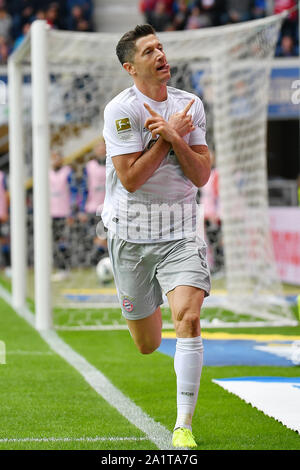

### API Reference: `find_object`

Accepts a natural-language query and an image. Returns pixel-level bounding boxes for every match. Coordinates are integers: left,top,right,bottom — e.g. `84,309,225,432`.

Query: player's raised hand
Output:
144,102,166,134
144,102,171,139
182,98,195,116
143,99,195,141
144,102,161,118
168,99,195,137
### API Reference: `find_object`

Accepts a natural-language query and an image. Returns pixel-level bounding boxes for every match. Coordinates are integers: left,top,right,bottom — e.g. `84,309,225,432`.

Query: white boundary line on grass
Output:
0,286,173,450
0,437,148,443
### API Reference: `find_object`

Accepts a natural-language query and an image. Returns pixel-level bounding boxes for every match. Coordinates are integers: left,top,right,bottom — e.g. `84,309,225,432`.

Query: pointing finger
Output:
182,98,195,115
144,102,159,117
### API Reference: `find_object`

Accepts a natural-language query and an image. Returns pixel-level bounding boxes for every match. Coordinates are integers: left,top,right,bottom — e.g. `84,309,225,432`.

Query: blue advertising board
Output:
268,61,300,119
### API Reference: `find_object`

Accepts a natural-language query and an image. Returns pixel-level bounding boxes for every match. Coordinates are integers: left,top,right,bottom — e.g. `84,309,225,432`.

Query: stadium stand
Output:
0,1,297,60
0,0,94,63
139,0,299,56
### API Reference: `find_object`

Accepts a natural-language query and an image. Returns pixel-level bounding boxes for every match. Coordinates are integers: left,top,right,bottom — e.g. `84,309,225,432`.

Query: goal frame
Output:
8,15,296,331
9,20,52,329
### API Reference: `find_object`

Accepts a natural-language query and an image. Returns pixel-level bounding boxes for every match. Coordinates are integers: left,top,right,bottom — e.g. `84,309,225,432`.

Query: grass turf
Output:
59,328,300,450
1,280,300,450
0,298,155,450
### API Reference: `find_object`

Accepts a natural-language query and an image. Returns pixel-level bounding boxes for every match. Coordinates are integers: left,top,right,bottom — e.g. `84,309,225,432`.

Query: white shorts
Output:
107,234,211,320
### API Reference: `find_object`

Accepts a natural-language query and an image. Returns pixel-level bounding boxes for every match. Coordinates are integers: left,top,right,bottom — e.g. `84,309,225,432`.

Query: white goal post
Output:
8,15,296,330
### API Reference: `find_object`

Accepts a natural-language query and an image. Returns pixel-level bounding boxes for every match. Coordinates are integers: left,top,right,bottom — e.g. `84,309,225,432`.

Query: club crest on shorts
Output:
122,297,134,313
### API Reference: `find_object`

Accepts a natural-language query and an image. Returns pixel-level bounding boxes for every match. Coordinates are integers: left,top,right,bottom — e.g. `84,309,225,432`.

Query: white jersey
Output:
102,85,207,243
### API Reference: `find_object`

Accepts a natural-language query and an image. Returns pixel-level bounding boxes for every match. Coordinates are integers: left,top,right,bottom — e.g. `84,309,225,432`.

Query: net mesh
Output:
15,15,296,328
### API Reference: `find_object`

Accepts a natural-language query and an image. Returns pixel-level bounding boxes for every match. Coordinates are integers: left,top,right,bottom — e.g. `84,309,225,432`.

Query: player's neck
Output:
134,80,167,102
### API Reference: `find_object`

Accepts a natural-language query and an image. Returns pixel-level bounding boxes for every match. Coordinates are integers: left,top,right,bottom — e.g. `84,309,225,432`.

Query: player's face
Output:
129,34,171,84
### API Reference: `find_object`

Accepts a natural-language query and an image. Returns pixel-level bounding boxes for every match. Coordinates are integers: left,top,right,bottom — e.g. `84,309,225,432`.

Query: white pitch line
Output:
0,436,148,443
6,350,55,355
55,323,175,331
0,286,173,450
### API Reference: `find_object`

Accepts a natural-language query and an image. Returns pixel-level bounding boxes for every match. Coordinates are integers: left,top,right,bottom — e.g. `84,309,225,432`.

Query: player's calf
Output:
126,306,162,355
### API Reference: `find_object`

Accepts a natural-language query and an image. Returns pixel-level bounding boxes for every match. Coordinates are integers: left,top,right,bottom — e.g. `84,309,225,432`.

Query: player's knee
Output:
137,337,161,355
175,310,200,335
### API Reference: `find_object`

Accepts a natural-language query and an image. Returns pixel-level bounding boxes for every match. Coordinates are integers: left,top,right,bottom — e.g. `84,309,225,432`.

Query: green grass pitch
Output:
0,295,300,450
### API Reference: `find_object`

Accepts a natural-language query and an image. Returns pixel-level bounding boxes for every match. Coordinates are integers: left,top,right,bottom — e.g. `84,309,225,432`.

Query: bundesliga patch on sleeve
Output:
115,118,133,140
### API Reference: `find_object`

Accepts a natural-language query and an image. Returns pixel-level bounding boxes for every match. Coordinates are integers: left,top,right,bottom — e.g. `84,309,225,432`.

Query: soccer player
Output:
102,24,211,448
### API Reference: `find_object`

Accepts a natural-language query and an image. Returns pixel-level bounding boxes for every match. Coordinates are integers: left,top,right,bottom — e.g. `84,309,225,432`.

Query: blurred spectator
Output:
0,2,12,44
13,22,30,50
185,5,212,29
140,0,174,30
276,34,297,56
221,0,253,24
66,0,93,21
195,0,224,27
274,0,298,38
67,5,93,32
139,0,157,24
11,2,34,40
172,0,190,30
45,3,60,29
0,35,9,63
81,139,108,265
151,1,173,31
76,18,92,32
274,0,297,17
0,170,10,272
252,0,266,19
50,151,80,281
34,9,46,21
200,153,223,274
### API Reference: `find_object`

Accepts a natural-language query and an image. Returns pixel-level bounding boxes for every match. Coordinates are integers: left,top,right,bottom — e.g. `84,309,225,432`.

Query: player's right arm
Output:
104,100,171,193
111,138,170,193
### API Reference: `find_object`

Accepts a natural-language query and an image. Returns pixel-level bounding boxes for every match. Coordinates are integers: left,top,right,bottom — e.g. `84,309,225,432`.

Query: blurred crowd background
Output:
0,0,298,277
139,0,299,56
0,0,94,64
0,0,298,65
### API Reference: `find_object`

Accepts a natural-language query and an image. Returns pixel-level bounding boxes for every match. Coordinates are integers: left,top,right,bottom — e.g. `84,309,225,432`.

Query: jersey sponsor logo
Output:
198,121,206,132
115,118,131,133
122,298,134,313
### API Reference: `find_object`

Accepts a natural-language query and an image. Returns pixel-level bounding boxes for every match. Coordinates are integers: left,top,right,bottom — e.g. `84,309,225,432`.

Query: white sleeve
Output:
188,97,207,147
103,101,143,157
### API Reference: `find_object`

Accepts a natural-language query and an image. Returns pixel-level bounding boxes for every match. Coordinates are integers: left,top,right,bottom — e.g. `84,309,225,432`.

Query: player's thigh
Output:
126,306,162,354
156,237,210,336
107,233,164,320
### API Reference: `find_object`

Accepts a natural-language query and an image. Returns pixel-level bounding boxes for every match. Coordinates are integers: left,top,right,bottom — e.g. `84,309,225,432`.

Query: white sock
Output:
174,336,204,431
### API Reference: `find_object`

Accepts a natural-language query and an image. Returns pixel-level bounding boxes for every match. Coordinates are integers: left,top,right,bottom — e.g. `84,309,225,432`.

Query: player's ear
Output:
123,62,136,76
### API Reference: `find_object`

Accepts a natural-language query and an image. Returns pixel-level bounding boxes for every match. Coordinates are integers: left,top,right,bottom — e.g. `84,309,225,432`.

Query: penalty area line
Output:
0,285,173,451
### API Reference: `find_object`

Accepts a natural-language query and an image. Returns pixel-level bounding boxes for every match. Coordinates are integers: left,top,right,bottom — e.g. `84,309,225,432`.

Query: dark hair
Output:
116,24,156,65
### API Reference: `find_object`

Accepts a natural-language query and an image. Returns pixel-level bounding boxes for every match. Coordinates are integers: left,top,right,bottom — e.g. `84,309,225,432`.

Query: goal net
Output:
8,15,296,330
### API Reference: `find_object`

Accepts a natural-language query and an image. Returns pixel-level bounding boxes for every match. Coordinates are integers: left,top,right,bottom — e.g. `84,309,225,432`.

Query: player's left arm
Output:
171,139,211,188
